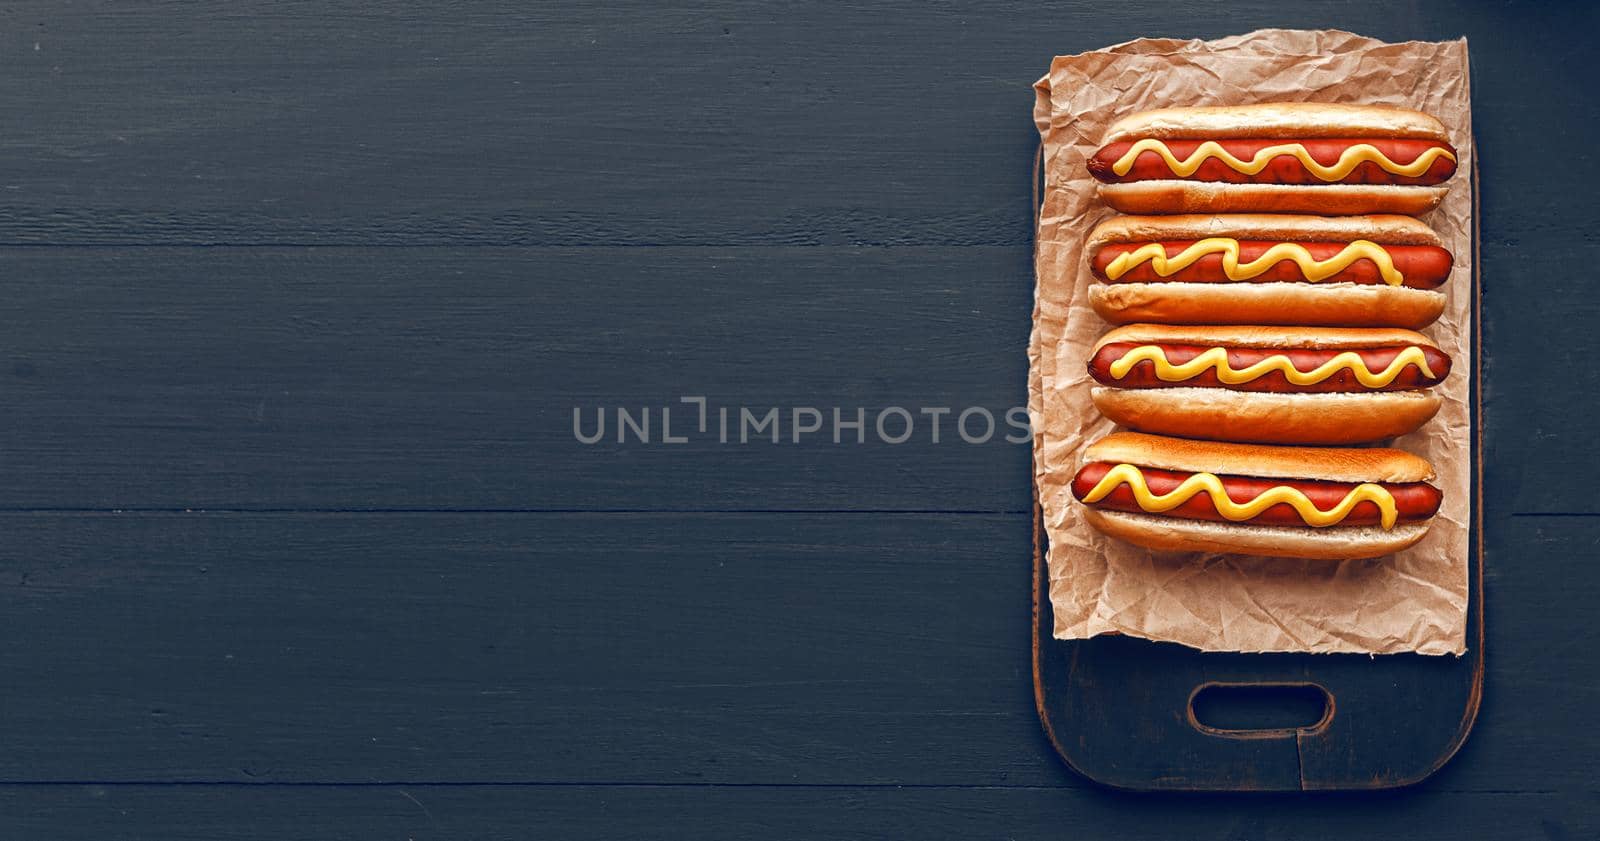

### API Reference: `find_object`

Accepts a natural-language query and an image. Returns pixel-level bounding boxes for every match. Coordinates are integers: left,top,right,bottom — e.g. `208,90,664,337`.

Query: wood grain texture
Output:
1035,531,1481,792
0,785,1595,841
0,241,1583,514
0,0,1594,834
0,511,1589,794
0,512,1046,784
0,0,1587,513
0,1,1589,250
0,246,1031,511
1035,177,1484,791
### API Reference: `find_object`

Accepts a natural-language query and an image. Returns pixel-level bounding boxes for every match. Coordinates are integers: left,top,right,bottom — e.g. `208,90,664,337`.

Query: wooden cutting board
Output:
1031,166,1484,793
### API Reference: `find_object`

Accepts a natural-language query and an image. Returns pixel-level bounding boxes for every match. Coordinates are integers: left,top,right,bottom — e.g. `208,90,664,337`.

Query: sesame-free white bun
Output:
1097,181,1450,216
1082,509,1431,560
1082,431,1436,483
1087,326,1446,444
1076,432,1438,559
1086,213,1443,252
1096,105,1454,215
1092,324,1440,352
1102,103,1451,143
1084,217,1450,327
1091,387,1442,445
1088,280,1445,329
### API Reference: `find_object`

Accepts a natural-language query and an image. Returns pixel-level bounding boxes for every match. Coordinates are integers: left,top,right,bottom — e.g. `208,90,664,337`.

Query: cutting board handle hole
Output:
1188,682,1333,737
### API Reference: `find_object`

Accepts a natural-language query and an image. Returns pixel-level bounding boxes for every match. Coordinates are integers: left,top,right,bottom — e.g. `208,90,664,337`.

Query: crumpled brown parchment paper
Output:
1029,30,1472,655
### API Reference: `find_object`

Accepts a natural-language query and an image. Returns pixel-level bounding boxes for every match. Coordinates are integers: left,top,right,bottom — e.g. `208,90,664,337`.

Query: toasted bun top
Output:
1083,432,1435,483
1102,103,1450,143
1086,214,1442,253
1091,324,1439,352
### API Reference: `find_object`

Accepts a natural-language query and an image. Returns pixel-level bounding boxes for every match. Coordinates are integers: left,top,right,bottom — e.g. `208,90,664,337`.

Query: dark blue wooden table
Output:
0,2,1595,837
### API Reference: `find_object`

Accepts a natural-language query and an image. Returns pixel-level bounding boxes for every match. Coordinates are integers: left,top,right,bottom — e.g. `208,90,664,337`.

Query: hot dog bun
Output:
1089,281,1445,329
1091,387,1441,445
1087,325,1447,445
1092,104,1455,215
1086,214,1449,328
1082,509,1431,560
1086,213,1443,251
1102,103,1451,143
1089,324,1442,353
1084,431,1434,483
1097,182,1449,216
1075,432,1437,560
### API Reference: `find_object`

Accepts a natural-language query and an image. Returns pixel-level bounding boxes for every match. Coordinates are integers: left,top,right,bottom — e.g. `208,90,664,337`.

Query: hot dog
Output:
1085,214,1451,328
1086,325,1450,445
1093,241,1450,288
1089,342,1451,393
1087,104,1457,215
1071,432,1441,560
1089,139,1457,186
1072,463,1442,527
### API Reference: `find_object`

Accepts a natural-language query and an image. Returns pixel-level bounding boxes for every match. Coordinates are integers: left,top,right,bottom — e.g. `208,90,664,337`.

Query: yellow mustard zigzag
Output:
1081,464,1399,529
1110,139,1455,181
1104,238,1404,285
1106,345,1435,388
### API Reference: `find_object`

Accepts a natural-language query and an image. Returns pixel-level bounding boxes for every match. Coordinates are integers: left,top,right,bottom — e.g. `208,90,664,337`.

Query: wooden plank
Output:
0,246,1031,511
0,784,1592,841
0,242,1585,514
0,511,1049,783
0,511,1588,788
0,3,1587,249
